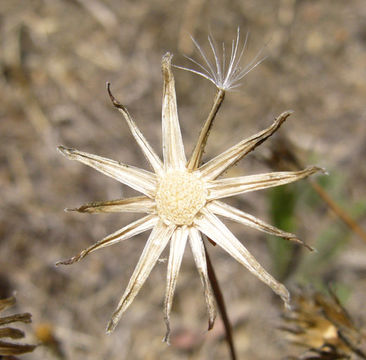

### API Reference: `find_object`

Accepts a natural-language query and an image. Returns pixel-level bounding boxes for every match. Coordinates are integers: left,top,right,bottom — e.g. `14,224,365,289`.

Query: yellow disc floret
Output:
156,170,207,226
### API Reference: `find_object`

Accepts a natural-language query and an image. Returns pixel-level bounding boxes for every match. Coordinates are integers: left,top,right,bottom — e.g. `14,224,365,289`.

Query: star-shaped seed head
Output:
57,33,324,342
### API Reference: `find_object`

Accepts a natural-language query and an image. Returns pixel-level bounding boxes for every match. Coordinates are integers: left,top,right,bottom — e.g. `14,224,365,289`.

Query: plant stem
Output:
204,240,237,360
194,88,236,358
309,180,366,244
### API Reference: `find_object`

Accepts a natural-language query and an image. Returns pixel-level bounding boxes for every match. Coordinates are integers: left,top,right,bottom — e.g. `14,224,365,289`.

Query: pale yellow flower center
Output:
156,170,207,226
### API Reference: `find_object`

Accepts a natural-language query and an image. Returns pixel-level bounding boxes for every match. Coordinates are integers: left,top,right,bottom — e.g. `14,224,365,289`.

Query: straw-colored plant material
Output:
0,297,36,357
58,33,323,342
281,289,366,359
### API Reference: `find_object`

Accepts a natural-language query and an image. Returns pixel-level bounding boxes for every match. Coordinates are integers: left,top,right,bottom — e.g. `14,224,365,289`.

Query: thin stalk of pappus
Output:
204,239,237,360
187,88,225,170
187,88,237,360
309,179,366,244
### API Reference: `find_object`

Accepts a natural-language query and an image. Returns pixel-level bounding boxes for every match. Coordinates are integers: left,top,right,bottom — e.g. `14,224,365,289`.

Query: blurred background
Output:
1,0,366,359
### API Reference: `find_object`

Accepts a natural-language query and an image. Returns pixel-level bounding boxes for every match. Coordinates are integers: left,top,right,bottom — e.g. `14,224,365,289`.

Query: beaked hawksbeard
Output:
57,32,323,342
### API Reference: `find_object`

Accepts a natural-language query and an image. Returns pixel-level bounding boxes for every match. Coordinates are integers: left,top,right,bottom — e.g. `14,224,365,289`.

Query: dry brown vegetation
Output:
1,0,366,359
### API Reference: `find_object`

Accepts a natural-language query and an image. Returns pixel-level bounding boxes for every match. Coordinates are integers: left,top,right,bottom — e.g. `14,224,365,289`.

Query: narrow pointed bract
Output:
107,83,164,176
58,146,157,197
161,53,186,169
207,166,323,200
56,215,158,265
106,222,175,334
189,227,216,330
195,209,291,309
163,227,188,343
207,201,313,250
200,110,293,180
66,196,155,214
58,32,322,338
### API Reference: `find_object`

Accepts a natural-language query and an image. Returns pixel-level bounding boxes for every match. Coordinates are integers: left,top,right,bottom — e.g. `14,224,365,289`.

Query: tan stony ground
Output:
1,1,366,359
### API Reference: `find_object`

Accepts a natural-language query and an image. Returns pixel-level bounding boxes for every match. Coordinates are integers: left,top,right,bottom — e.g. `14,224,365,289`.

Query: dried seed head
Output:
156,170,207,225
281,289,366,359
58,41,323,337
0,297,36,356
